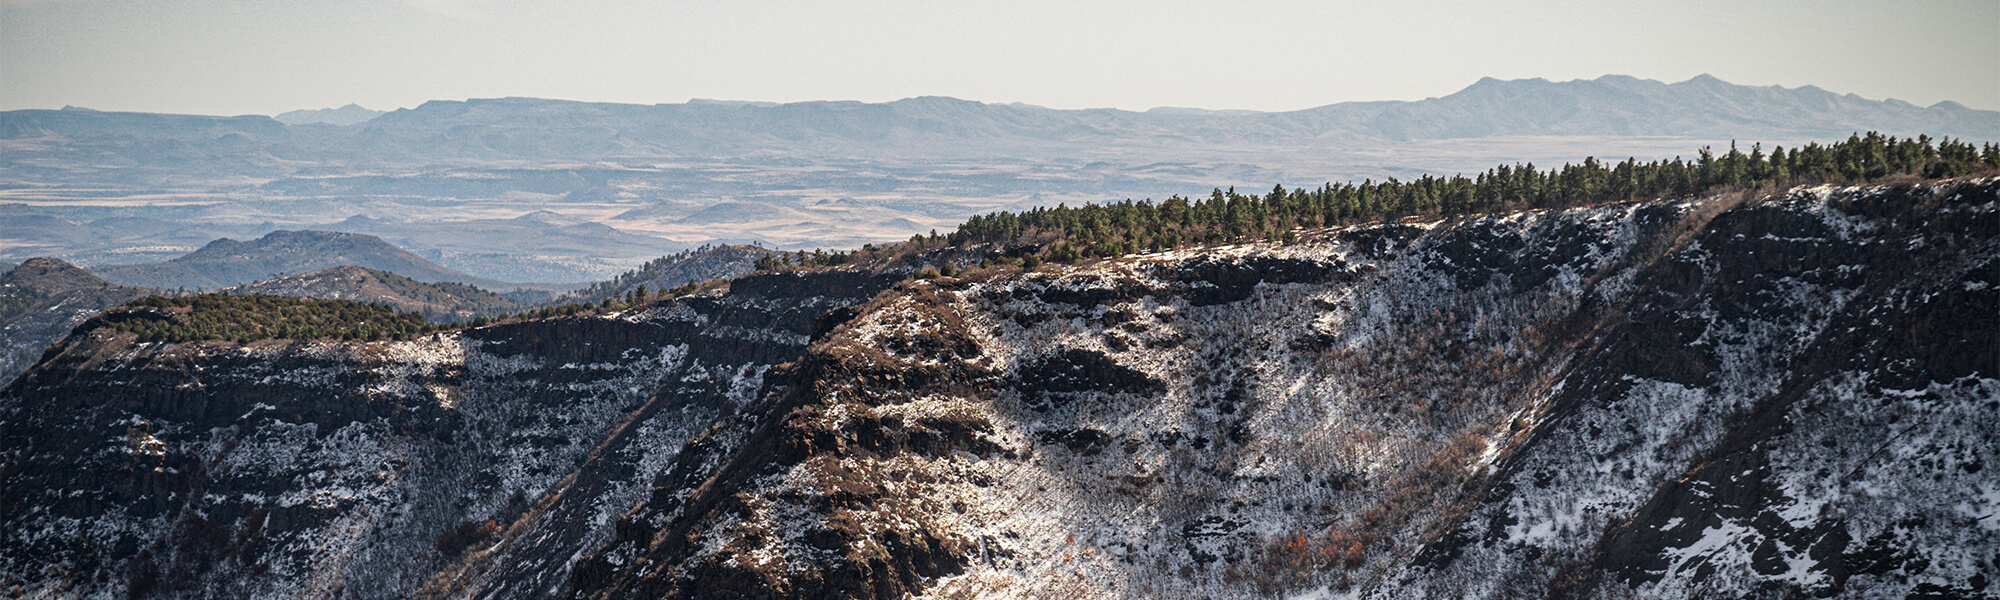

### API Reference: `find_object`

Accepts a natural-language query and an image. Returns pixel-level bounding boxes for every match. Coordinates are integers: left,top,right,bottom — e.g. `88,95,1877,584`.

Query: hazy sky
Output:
3,0,1996,116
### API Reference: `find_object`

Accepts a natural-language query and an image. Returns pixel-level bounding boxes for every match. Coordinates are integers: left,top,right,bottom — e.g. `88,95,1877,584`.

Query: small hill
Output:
89,230,512,291
563,244,769,303
0,257,113,296
0,258,151,380
226,266,522,323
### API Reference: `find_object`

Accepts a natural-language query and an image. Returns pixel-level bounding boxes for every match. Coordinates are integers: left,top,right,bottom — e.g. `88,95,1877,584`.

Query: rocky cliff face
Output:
0,267,900,599
558,178,1997,599
2,180,1994,599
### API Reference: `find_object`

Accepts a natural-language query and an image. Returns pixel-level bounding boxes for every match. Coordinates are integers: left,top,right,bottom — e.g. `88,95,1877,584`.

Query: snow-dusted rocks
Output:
3,179,1995,599
568,179,1998,600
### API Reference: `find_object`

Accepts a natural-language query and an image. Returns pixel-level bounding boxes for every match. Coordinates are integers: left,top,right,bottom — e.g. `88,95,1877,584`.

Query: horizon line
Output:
11,73,1989,120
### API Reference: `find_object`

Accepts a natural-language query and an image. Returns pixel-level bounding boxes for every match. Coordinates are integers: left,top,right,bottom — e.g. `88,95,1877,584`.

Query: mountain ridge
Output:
221,265,522,322
87,230,527,291
7,75,1995,156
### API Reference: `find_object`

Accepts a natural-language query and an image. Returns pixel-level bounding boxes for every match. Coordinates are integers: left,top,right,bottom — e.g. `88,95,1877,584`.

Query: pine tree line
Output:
949,134,2000,260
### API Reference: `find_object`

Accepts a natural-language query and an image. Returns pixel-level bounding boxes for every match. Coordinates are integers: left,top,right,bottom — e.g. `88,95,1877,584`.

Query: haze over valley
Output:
6,74,1995,283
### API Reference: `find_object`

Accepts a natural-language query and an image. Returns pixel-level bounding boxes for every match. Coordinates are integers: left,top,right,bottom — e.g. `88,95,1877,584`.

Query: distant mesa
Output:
273,103,385,126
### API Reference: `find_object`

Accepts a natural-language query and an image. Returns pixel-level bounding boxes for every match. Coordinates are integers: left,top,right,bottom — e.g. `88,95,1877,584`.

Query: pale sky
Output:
2,0,1996,116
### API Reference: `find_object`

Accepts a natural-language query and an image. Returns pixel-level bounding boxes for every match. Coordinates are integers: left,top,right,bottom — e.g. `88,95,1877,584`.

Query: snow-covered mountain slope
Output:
563,179,1997,599
2,179,1994,599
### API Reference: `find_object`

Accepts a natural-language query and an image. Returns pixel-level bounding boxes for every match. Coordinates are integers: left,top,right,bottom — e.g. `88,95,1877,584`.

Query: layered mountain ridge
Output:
1,178,1995,599
10,75,1996,160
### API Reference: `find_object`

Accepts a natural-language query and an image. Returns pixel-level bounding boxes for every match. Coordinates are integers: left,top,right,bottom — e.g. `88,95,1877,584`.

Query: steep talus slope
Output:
0,267,901,599
562,179,1996,599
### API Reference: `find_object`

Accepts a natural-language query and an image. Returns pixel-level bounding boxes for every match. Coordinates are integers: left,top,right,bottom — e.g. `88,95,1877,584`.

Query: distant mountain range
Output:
7,75,1994,162
344,74,1998,158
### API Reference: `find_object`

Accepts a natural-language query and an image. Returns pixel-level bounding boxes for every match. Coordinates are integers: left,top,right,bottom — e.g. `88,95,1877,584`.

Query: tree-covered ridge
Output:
948,133,2000,260
101,294,447,343
225,266,522,323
